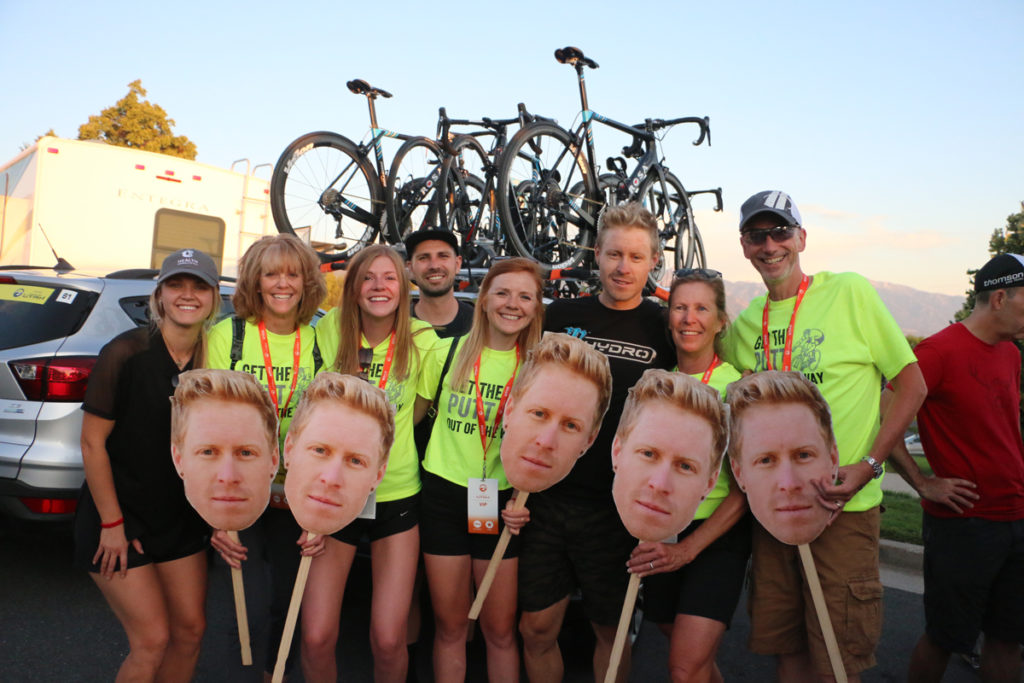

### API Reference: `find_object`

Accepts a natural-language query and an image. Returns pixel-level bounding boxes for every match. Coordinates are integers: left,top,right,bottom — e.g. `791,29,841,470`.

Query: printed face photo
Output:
611,402,718,541
283,402,386,536
172,399,278,531
731,402,839,546
500,366,601,493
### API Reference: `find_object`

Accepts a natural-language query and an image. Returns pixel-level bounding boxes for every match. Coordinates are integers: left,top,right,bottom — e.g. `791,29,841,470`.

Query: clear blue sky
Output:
3,0,1021,295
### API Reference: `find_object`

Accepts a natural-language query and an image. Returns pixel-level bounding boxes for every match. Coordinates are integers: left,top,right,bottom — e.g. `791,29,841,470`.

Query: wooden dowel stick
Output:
798,543,847,683
468,491,529,621
604,571,641,683
271,532,317,683
227,531,252,666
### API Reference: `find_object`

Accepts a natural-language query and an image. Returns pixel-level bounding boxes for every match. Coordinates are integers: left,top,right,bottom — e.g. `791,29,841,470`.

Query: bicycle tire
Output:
496,122,600,271
270,131,381,257
637,170,698,287
445,135,500,267
384,137,448,244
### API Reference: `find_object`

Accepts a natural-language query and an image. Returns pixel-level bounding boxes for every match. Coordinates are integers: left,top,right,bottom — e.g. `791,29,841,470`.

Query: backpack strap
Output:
230,316,245,370
429,335,461,417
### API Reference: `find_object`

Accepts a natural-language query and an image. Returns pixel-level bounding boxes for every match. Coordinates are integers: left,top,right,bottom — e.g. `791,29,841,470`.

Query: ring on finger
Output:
649,561,655,571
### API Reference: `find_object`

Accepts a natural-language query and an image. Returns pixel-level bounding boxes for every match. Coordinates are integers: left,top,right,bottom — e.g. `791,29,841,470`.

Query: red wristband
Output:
101,517,124,529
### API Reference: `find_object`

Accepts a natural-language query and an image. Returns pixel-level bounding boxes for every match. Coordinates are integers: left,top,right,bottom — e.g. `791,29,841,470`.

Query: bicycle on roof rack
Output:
496,46,723,287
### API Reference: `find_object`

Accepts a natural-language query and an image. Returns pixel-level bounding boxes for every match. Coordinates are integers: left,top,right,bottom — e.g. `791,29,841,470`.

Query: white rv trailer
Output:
0,136,277,276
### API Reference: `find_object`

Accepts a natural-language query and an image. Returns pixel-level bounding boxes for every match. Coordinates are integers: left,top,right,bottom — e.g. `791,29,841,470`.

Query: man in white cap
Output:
721,190,926,680
888,253,1024,682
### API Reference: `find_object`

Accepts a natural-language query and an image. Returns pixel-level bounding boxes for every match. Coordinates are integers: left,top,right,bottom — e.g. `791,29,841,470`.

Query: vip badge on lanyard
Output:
357,491,377,520
467,477,499,535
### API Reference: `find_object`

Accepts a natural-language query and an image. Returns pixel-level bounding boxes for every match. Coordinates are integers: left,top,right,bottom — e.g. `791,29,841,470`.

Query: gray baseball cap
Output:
157,249,219,288
739,191,803,231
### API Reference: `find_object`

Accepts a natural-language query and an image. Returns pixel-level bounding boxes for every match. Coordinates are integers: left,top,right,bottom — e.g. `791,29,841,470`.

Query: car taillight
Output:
10,356,97,401
19,497,77,515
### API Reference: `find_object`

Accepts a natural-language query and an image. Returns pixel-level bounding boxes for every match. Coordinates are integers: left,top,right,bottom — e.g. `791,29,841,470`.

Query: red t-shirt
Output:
915,323,1024,520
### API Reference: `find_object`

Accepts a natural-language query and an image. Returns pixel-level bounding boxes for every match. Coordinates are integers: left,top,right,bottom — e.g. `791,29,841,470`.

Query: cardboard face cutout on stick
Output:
611,399,719,541
500,365,602,493
730,401,839,546
172,370,279,532
283,401,386,536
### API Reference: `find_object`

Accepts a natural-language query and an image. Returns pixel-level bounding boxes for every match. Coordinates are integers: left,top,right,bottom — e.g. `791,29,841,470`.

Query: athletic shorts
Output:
922,513,1024,652
644,513,752,627
73,486,208,572
518,492,637,626
747,507,883,676
419,471,519,560
331,493,419,545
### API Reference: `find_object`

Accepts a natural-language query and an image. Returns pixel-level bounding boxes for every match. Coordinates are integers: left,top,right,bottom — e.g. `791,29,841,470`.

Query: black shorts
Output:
419,470,520,560
922,513,1024,652
643,514,751,627
331,493,419,545
518,492,637,626
73,486,208,572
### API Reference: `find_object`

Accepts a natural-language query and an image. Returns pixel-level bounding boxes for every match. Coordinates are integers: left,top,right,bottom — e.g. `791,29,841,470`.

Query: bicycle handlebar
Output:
649,116,711,146
346,79,392,99
554,46,599,69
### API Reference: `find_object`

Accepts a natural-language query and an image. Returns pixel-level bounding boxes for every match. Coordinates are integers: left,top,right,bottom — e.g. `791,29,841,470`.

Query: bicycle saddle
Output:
554,46,598,69
346,79,393,98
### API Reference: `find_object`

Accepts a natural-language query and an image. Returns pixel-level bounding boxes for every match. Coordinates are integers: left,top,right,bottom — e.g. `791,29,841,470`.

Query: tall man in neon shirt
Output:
721,190,926,681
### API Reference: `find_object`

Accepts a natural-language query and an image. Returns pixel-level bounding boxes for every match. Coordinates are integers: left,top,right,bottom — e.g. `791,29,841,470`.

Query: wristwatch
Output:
862,456,884,479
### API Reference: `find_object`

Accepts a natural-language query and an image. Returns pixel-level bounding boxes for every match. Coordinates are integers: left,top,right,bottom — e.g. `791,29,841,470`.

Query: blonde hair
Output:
287,372,395,466
170,369,278,450
332,245,416,382
449,258,544,391
596,201,659,258
668,272,730,357
149,282,220,369
511,333,612,431
725,371,835,463
232,234,327,326
616,369,729,473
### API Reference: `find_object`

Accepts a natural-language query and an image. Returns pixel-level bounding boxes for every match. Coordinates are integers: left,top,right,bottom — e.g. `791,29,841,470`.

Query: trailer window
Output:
151,209,225,273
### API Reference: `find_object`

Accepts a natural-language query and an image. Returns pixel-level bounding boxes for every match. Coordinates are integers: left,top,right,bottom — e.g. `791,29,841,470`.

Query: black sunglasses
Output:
357,347,373,382
740,225,799,246
673,268,723,281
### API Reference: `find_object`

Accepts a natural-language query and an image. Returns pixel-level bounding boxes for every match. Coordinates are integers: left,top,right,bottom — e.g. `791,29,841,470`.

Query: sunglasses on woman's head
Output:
673,268,723,281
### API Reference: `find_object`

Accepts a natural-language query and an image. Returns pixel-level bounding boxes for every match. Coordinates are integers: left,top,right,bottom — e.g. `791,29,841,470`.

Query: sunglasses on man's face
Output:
741,225,799,246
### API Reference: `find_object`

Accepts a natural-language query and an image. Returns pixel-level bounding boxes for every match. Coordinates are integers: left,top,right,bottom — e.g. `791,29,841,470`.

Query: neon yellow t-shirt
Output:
672,361,743,520
315,308,438,502
418,338,519,489
721,271,916,511
208,317,318,484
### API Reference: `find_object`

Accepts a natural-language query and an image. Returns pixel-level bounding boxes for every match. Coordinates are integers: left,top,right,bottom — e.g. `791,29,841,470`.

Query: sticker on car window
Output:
0,284,53,305
56,289,78,304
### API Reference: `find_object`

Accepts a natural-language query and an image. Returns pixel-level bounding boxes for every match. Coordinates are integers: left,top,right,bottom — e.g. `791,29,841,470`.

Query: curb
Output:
879,538,923,573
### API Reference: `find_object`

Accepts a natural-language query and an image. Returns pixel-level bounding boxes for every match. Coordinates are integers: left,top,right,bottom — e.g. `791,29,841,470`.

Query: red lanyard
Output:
761,275,809,372
364,330,396,390
473,345,520,477
258,321,301,419
701,354,719,385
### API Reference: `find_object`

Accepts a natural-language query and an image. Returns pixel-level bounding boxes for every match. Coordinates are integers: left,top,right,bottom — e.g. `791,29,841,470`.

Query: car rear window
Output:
0,281,99,350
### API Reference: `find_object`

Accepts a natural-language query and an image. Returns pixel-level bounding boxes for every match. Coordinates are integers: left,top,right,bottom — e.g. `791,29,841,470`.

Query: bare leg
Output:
519,597,569,683
908,633,950,683
979,637,1022,683
91,565,170,682
153,551,207,683
593,621,630,683
667,614,726,683
472,557,519,683
424,552,473,682
368,527,419,683
300,536,356,683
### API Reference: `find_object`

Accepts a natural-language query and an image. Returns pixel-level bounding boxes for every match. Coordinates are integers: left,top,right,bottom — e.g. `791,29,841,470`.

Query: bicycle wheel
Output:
497,122,600,271
384,137,448,244
637,170,697,287
270,131,381,257
445,135,499,267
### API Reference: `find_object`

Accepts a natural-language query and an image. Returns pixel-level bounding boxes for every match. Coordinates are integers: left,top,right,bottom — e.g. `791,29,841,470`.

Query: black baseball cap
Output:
975,253,1024,293
403,229,459,258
